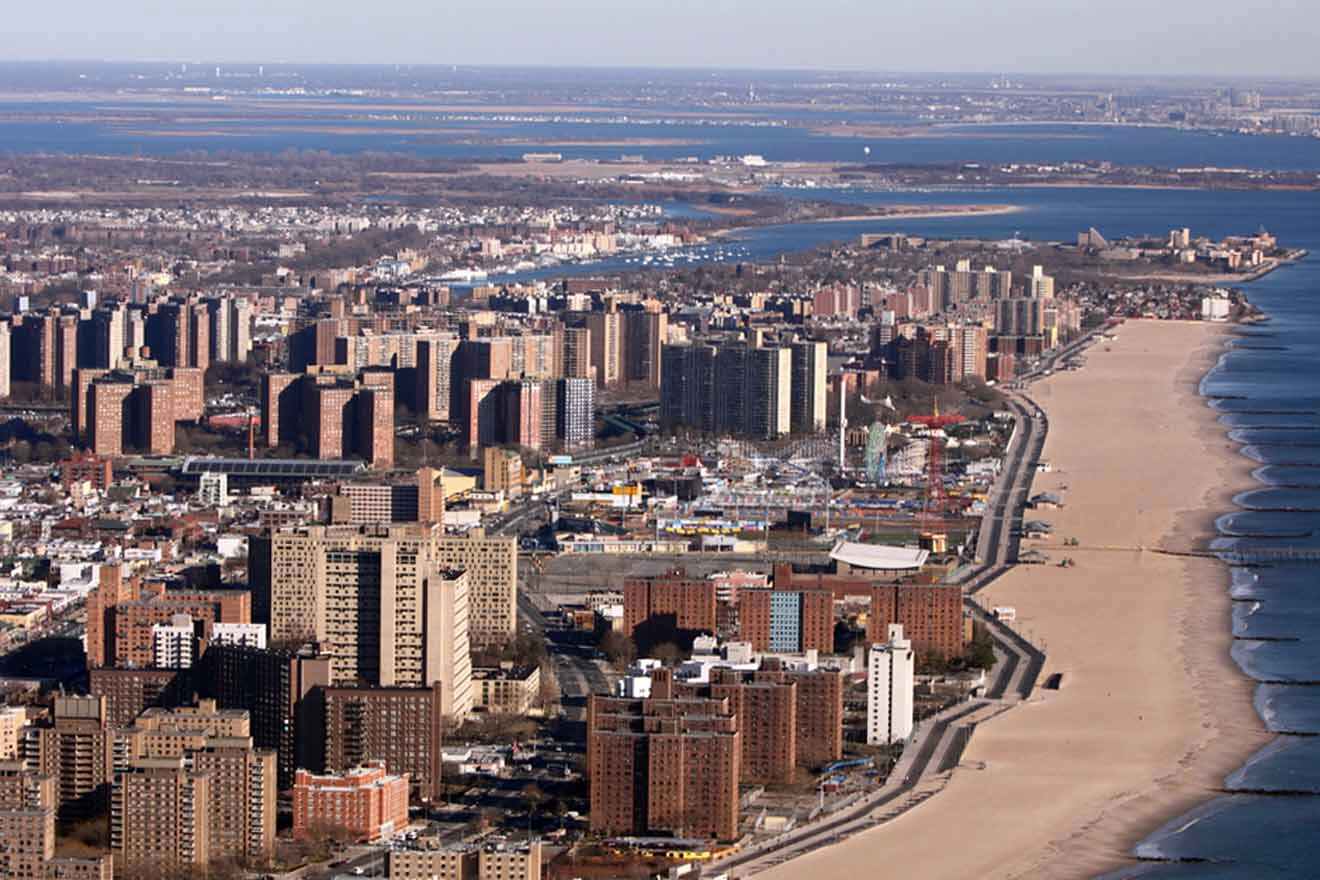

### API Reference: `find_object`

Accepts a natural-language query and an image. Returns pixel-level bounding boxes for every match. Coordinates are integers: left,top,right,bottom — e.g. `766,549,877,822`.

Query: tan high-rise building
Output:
0,763,55,880
0,706,26,759
21,696,114,821
251,525,476,716
117,702,276,862
586,308,621,388
483,447,523,496
191,738,277,862
417,467,446,525
111,757,211,871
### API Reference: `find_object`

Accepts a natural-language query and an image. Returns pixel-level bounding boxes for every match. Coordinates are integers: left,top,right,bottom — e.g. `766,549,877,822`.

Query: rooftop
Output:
829,541,929,571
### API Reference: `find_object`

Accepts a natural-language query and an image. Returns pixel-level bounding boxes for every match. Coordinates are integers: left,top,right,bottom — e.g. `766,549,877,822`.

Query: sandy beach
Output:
761,319,1267,879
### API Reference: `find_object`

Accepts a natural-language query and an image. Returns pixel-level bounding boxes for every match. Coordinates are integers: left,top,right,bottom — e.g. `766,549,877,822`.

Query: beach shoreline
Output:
759,319,1267,880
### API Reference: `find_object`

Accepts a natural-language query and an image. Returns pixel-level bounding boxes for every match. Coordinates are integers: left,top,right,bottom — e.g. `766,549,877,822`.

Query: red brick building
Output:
867,583,965,661
588,673,740,841
623,570,717,639
292,762,409,844
737,588,835,654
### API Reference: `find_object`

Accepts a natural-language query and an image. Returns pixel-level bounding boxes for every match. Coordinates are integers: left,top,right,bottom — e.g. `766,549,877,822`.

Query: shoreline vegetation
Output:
761,320,1267,880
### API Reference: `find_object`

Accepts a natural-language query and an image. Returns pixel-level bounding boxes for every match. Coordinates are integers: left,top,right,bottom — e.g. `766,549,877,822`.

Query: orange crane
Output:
906,401,965,536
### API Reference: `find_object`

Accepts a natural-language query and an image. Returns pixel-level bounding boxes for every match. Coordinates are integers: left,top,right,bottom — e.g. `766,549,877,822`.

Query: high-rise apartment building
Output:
111,757,212,871
0,321,12,399
99,583,250,670
259,371,394,467
744,346,792,439
868,624,915,745
622,310,666,389
314,685,445,802
661,342,794,439
737,588,835,653
1028,265,1056,299
556,377,594,451
0,706,25,759
660,343,716,434
21,697,114,821
585,307,621,388
867,583,965,660
789,340,828,433
588,686,740,840
191,738,277,862
88,667,190,727
195,643,333,790
260,371,299,448
623,570,718,640
0,762,56,880
250,524,478,710
561,325,593,381
416,335,458,422
116,702,277,862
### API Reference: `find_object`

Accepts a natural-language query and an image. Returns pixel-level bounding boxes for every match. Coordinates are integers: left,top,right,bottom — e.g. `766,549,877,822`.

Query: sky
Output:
1,0,1316,79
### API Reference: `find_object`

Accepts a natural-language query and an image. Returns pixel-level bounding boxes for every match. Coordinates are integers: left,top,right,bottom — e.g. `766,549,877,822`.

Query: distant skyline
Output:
0,0,1317,80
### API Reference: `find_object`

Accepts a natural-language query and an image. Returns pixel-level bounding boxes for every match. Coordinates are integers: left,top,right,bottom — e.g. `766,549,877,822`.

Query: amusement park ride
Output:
907,402,965,551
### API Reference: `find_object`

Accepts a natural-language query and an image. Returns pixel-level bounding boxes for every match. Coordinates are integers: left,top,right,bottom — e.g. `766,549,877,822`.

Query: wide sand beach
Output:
761,319,1268,879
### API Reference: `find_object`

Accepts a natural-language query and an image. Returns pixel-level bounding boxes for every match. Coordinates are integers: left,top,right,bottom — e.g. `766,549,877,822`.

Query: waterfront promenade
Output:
756,320,1267,879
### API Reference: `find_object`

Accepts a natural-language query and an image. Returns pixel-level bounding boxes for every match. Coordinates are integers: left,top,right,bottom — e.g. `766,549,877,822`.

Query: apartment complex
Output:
253,522,514,659
737,587,835,654
315,686,445,802
71,362,204,456
661,341,807,439
260,368,394,468
622,570,718,640
390,840,543,880
110,757,212,871
587,686,740,841
195,643,333,790
21,696,115,820
866,582,966,661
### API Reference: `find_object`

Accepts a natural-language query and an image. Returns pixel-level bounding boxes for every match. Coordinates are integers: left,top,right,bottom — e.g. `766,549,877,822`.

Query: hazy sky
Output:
2,0,1315,78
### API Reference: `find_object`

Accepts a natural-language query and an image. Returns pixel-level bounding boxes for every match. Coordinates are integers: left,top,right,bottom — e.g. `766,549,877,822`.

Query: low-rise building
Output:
472,664,541,716
292,762,409,844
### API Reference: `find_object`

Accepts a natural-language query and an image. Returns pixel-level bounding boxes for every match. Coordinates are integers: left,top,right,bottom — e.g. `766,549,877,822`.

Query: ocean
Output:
3,95,1320,169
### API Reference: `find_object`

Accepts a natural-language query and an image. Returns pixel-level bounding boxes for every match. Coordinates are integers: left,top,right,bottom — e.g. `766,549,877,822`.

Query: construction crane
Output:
906,401,965,550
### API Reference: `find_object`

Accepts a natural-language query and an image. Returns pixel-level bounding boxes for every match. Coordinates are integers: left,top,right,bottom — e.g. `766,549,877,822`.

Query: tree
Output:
597,630,636,669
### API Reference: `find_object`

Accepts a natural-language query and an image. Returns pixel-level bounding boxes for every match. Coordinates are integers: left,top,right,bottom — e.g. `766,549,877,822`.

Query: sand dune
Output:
761,320,1267,880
